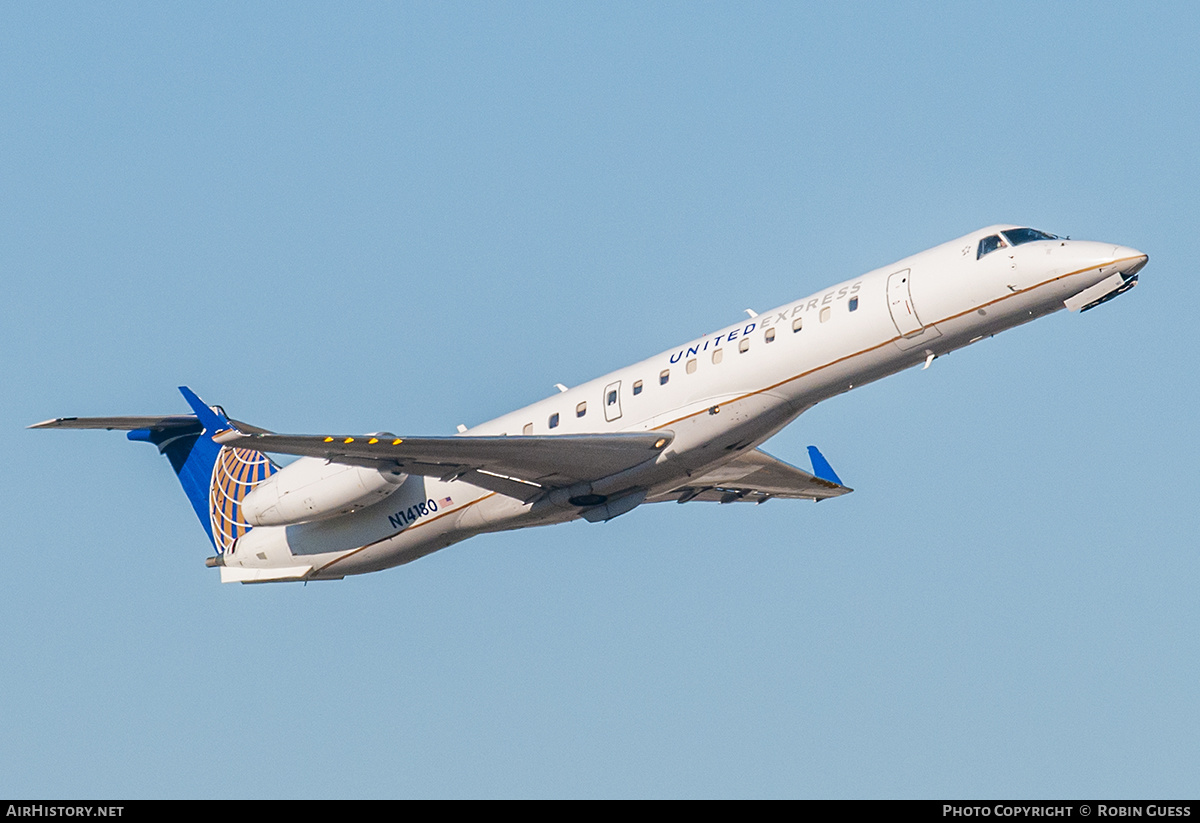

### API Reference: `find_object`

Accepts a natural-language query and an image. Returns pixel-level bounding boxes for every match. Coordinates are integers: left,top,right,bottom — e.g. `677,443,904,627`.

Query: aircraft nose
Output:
1112,245,1149,276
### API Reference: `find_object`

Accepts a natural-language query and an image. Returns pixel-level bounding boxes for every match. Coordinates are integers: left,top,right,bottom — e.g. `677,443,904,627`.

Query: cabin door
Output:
603,380,623,422
886,268,924,337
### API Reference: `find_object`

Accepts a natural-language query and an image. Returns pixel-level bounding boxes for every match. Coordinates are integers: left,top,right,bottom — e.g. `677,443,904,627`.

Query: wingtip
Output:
806,445,845,487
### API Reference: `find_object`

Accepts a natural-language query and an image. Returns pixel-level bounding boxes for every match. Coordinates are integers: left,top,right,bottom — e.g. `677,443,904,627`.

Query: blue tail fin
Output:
126,387,277,554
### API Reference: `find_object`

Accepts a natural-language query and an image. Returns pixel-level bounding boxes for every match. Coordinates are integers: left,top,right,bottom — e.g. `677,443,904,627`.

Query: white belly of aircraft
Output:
31,224,1148,583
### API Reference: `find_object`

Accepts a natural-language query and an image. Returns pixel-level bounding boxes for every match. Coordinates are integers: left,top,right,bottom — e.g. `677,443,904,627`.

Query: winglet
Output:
807,446,844,486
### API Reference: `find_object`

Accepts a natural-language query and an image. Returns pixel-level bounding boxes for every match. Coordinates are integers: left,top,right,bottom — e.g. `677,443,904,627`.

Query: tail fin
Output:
31,387,277,554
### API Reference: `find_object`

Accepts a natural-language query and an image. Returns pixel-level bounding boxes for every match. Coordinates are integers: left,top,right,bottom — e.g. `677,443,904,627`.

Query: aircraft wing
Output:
648,446,852,504
212,428,674,501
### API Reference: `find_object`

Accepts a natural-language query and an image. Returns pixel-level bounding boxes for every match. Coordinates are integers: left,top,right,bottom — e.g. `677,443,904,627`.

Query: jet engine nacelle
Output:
240,457,406,527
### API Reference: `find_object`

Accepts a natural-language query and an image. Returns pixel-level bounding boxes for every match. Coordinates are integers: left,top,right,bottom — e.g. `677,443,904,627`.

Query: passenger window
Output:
792,317,803,332
686,358,697,374
660,369,670,385
522,423,533,435
738,338,750,353
606,389,617,406
576,401,587,418
712,348,723,364
849,297,858,312
977,234,1007,259
633,380,643,395
765,327,776,343
820,306,831,323
549,413,559,429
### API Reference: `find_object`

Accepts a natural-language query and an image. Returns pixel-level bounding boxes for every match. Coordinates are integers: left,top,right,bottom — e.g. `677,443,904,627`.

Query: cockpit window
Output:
977,234,1007,259
1001,227,1059,246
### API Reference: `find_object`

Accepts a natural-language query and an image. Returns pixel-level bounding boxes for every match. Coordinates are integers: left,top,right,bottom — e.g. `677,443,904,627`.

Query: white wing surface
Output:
649,448,852,504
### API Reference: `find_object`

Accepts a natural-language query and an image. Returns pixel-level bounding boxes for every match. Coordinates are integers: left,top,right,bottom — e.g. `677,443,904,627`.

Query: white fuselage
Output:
223,225,1146,580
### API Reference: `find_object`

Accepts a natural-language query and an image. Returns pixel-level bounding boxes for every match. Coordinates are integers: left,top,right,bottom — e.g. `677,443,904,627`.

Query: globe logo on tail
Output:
209,447,277,554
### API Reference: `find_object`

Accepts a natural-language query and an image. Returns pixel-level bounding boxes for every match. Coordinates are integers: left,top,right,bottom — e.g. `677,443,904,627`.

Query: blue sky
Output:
3,2,1198,798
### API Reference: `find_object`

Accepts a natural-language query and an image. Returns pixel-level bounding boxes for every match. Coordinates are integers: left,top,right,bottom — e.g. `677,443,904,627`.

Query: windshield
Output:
1001,227,1059,246
977,234,1007,259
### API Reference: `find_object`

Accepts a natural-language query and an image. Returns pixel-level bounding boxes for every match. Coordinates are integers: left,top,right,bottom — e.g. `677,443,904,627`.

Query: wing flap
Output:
213,429,674,495
649,447,852,504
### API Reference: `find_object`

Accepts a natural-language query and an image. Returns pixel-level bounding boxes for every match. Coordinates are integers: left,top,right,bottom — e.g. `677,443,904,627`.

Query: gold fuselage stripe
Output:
313,492,497,576
312,256,1139,577
650,258,1137,432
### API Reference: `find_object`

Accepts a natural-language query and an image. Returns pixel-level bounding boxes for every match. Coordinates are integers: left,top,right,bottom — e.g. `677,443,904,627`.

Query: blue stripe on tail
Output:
127,387,276,553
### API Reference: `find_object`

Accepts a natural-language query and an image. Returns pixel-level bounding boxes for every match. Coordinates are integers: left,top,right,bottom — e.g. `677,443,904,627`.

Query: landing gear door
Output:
603,381,623,422
886,268,924,337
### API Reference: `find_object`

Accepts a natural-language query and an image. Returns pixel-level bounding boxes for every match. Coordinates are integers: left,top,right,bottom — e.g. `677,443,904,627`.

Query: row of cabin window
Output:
524,297,860,432
677,298,860,374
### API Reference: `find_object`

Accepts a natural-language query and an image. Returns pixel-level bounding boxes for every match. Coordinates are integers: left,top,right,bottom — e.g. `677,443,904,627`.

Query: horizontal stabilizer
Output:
29,414,270,434
30,415,200,431
30,388,279,557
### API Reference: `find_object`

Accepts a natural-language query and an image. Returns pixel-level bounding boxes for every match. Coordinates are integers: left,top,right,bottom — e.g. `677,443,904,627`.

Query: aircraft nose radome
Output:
1113,245,1149,276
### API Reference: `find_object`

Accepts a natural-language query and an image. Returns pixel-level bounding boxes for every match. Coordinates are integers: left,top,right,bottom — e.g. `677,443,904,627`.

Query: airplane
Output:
32,225,1148,583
